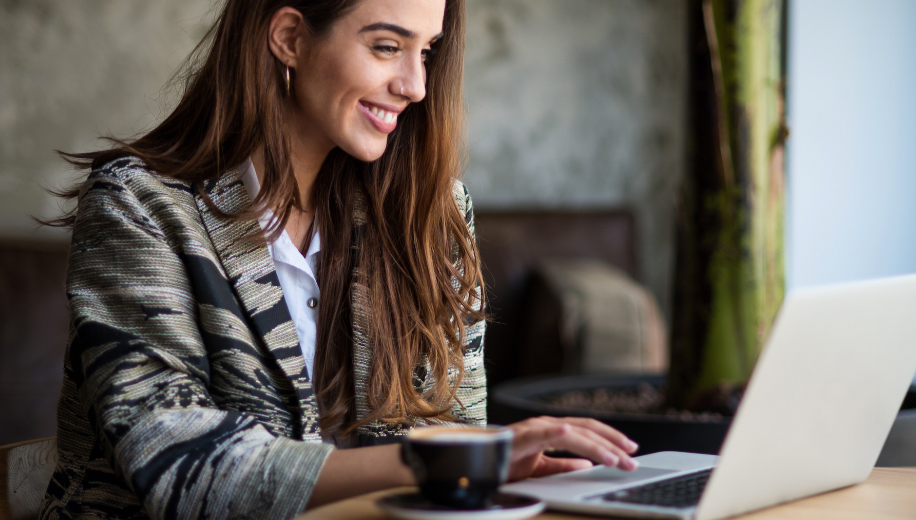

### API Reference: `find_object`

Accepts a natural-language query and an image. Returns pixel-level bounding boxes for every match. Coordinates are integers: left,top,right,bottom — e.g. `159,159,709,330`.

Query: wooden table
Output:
295,467,916,520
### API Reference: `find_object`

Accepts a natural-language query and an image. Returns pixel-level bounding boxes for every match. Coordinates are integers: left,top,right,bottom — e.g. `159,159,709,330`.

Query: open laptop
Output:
503,274,916,519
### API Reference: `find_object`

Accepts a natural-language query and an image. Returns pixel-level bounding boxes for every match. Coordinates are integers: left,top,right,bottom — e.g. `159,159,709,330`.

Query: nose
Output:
393,52,427,103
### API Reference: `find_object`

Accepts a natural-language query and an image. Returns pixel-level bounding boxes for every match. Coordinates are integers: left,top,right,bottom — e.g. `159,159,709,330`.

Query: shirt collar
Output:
239,158,322,262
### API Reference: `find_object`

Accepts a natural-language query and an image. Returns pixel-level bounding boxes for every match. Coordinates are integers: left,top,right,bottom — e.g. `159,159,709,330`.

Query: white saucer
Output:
376,492,546,520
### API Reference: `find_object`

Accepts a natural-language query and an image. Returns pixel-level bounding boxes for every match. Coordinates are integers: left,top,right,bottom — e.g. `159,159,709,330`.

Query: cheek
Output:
327,53,377,96
297,48,395,158
300,54,359,117
328,74,377,128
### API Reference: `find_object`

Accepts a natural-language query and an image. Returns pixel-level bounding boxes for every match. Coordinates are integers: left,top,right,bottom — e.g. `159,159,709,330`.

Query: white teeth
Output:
367,105,397,125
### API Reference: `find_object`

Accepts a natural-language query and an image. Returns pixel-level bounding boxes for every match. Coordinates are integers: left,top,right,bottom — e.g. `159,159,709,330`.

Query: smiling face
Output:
285,0,446,162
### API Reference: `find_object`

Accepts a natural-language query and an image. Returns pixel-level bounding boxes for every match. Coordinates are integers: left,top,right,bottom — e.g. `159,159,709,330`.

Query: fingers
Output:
509,416,640,472
549,422,638,470
569,424,638,469
562,417,640,454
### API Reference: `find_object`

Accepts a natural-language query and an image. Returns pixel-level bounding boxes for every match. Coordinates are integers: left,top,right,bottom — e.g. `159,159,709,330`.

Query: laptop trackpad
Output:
564,465,677,483
503,466,677,500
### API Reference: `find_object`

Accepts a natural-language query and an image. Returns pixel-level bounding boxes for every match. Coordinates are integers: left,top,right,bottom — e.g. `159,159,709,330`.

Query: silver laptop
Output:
503,274,916,519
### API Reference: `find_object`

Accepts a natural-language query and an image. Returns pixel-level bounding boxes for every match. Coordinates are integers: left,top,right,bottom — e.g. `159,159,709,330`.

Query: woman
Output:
41,0,638,518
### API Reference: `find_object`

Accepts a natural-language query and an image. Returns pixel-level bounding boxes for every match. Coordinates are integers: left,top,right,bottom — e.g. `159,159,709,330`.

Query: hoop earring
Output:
285,66,291,96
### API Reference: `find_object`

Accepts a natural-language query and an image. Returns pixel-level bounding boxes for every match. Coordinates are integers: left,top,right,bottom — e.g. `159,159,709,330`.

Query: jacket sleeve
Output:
448,180,488,424
66,168,333,520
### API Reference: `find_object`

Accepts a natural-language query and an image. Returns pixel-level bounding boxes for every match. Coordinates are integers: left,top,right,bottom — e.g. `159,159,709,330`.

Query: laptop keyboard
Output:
601,469,713,508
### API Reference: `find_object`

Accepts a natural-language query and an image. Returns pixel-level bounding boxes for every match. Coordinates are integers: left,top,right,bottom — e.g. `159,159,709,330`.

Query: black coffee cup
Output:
401,425,513,510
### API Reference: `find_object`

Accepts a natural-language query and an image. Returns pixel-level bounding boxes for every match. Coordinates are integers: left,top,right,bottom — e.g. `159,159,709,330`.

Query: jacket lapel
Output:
194,167,322,441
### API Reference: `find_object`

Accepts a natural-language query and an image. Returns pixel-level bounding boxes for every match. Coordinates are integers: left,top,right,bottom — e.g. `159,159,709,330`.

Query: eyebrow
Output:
359,22,444,42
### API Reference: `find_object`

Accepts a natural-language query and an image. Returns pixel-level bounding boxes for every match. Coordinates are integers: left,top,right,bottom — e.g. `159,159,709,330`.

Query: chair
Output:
0,241,69,447
0,437,57,520
473,209,636,387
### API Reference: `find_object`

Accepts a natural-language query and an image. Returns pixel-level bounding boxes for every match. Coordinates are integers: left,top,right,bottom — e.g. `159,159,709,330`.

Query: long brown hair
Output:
50,0,483,438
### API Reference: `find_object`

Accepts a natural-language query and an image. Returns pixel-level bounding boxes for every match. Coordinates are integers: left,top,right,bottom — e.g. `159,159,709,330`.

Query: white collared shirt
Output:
239,159,321,380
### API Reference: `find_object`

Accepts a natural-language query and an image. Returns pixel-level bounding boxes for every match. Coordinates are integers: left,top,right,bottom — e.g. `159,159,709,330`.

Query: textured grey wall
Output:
464,0,687,318
0,0,686,316
0,0,215,240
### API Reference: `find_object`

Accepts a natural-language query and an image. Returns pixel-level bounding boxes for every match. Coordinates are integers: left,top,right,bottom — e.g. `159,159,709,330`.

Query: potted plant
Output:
493,0,789,452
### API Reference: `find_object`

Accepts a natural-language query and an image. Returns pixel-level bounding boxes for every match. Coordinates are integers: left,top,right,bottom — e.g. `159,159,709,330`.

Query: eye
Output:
421,47,438,62
373,44,401,57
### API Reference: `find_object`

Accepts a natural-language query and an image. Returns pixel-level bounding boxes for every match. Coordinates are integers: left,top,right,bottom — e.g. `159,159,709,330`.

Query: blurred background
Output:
1,0,914,456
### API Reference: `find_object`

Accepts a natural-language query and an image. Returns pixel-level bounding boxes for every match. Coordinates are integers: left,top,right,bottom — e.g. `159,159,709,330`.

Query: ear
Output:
268,7,307,68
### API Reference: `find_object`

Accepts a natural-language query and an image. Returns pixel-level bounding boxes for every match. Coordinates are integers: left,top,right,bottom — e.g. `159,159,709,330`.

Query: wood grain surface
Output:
0,437,57,520
294,467,916,520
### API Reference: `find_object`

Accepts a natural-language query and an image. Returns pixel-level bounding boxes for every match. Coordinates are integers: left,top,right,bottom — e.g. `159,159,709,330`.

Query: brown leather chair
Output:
474,210,637,386
0,241,69,446
0,437,57,520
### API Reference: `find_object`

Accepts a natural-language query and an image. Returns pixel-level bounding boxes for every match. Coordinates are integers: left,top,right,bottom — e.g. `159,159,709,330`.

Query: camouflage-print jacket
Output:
40,157,486,520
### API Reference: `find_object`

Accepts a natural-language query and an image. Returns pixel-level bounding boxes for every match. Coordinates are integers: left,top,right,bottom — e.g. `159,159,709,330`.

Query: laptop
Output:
503,274,916,519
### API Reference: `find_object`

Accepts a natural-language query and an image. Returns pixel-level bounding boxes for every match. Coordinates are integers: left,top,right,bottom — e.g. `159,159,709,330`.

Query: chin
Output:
343,137,390,162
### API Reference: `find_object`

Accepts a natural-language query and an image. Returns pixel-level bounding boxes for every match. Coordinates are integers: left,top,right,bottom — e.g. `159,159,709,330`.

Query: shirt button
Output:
307,297,318,309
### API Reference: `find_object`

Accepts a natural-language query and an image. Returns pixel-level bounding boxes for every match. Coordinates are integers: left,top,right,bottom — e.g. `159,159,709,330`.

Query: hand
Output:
506,416,640,481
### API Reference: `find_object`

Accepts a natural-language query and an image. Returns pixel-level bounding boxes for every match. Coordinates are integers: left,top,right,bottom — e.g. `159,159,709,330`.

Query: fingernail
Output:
626,440,639,452
622,456,639,470
603,452,619,466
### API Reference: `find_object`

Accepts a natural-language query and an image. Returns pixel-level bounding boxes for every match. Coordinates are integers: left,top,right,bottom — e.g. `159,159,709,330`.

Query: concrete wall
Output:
464,0,687,318
0,0,215,240
0,0,688,316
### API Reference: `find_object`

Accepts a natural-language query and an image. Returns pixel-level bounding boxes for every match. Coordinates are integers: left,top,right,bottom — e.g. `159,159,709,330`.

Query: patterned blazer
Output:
40,157,487,520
